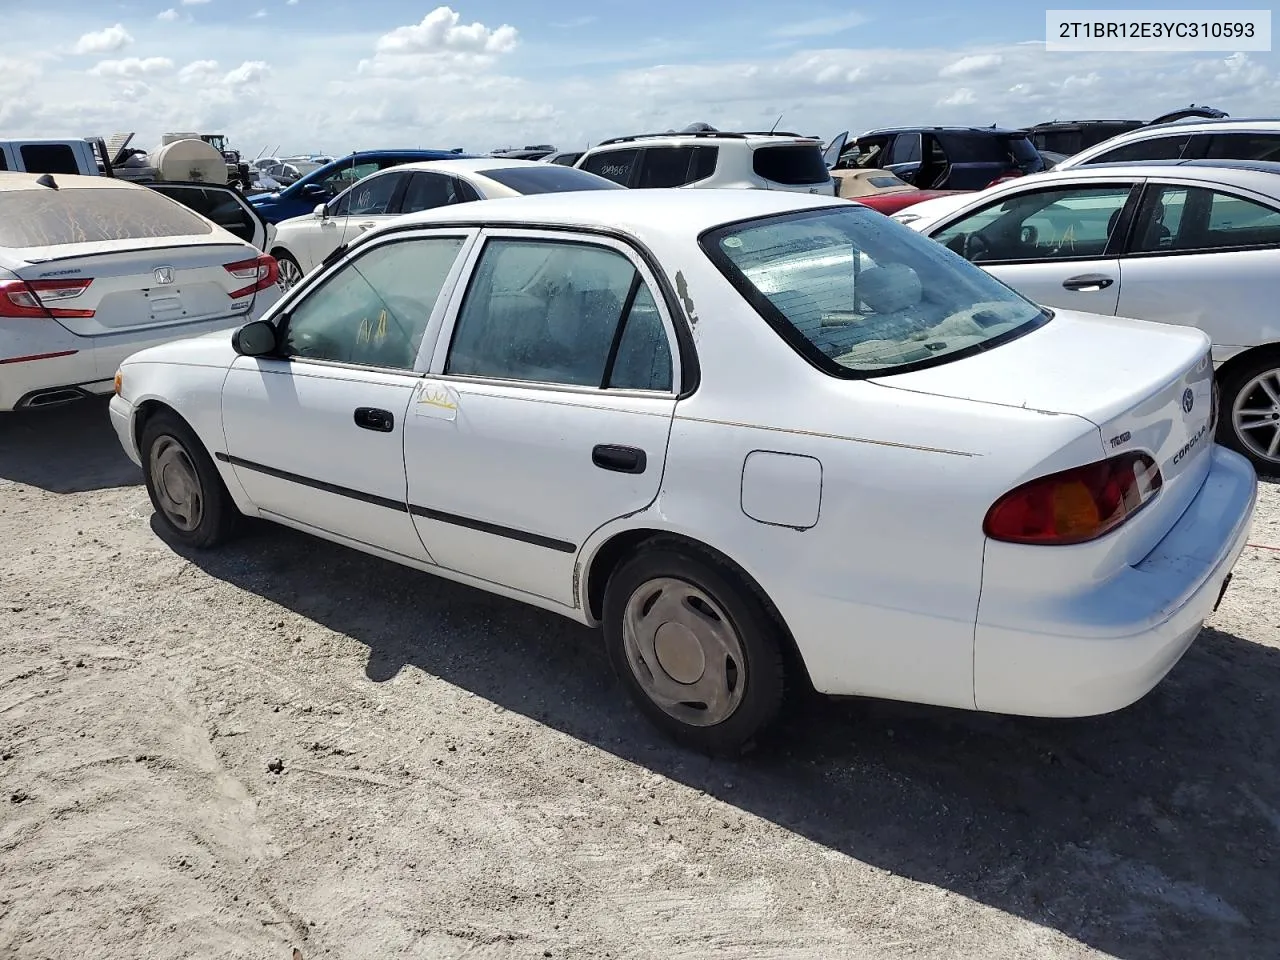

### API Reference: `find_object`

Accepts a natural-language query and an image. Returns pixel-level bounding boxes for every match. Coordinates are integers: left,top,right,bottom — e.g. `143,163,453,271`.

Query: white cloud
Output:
182,0,211,4
178,59,220,82
73,24,133,55
940,53,1002,77
89,56,175,77
938,87,976,106
286,0,298,5
223,60,271,85
252,8,267,17
157,9,179,21
773,12,867,38
374,6,517,56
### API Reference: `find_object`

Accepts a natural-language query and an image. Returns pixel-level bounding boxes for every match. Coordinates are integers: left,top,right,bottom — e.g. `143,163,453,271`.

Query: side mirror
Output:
231,319,279,357
313,203,328,220
300,183,327,199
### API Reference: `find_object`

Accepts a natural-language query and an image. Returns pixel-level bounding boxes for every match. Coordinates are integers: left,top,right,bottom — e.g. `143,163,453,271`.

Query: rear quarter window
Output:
0,187,215,248
752,144,830,185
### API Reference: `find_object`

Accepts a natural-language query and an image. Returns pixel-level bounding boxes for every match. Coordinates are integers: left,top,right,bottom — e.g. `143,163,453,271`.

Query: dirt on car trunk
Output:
2,399,1279,959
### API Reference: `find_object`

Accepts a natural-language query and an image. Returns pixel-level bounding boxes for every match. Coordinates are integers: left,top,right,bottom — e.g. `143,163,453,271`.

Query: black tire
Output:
602,541,787,756
1216,351,1280,476
274,250,304,291
139,409,239,549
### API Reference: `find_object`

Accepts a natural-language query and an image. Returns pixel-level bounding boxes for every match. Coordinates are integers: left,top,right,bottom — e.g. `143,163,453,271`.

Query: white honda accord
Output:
0,172,280,411
108,189,1257,753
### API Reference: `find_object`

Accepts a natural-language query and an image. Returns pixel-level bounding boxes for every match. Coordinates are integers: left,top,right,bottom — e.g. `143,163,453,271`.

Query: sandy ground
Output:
1,397,1278,960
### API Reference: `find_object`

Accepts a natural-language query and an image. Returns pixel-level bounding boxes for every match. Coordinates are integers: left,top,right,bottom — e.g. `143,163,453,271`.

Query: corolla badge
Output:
1182,387,1194,415
153,266,175,285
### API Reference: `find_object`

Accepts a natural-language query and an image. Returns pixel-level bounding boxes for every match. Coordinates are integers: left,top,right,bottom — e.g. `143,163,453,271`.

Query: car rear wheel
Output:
1220,353,1280,475
275,251,303,291
602,542,786,755
140,410,239,549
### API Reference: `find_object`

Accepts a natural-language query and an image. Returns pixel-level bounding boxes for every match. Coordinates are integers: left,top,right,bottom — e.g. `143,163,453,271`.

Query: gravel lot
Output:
2,397,1278,960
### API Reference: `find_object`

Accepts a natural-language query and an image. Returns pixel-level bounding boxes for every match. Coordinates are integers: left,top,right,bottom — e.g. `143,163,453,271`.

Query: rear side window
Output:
1205,133,1280,162
941,134,1007,163
0,187,214,247
635,146,719,187
20,144,81,175
581,149,639,186
476,165,626,194
0,150,8,171
1089,135,1192,164
752,145,830,185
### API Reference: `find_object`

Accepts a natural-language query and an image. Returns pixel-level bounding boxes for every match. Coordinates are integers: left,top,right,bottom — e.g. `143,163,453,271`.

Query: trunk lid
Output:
873,308,1217,535
13,241,263,338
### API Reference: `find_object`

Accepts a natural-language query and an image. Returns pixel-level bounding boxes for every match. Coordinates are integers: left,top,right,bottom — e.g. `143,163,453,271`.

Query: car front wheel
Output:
1220,353,1280,475
140,410,239,549
602,542,787,755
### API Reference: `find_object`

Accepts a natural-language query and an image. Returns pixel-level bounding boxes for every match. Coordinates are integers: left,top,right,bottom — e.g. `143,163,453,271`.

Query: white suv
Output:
1054,118,1280,170
574,130,838,194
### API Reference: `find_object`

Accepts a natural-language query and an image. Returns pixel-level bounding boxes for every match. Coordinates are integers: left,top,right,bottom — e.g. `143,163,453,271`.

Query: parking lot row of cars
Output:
0,113,1273,752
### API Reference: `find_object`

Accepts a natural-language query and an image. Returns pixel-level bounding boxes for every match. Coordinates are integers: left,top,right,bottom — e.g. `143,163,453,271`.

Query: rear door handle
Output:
1062,273,1114,292
354,407,394,432
592,444,646,474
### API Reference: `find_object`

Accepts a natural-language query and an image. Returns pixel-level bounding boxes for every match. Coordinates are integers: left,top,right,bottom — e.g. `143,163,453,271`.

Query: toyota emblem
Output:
153,266,174,285
1182,387,1194,414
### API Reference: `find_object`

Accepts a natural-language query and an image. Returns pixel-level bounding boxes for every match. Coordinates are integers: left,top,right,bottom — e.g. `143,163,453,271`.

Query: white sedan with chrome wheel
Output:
109,190,1256,754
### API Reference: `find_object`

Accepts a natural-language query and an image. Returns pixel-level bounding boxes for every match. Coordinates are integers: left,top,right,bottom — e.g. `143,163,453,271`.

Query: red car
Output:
853,189,966,215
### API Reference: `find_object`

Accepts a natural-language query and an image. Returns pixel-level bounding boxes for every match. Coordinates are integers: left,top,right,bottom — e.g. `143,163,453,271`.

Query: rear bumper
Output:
0,352,101,411
974,444,1257,717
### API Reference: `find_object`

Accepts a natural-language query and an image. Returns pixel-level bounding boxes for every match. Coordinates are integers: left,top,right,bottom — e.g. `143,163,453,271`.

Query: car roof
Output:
364,188,845,237
858,126,1029,137
993,158,1280,191
588,131,819,149
0,172,143,193
378,157,547,176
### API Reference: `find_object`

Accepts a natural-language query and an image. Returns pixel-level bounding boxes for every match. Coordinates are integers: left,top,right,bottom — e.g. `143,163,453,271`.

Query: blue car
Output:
248,149,471,223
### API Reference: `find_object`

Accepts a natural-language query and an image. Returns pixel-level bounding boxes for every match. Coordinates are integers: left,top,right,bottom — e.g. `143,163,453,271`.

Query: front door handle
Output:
1062,273,1115,292
357,221,376,232
354,407,394,432
592,444,646,474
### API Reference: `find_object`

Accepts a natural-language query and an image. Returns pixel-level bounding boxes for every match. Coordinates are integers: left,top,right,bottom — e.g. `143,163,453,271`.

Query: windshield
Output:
475,165,625,194
701,206,1047,376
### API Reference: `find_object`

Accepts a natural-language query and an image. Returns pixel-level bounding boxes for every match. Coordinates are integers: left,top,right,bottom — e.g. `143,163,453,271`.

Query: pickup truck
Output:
0,138,104,175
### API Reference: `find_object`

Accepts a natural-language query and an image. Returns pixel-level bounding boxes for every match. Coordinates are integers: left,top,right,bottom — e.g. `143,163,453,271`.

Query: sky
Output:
2,1,1276,158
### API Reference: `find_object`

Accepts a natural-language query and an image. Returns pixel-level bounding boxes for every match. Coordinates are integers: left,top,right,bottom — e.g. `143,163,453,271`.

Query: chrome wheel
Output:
277,256,303,290
620,577,747,727
149,436,204,532
1231,367,1280,464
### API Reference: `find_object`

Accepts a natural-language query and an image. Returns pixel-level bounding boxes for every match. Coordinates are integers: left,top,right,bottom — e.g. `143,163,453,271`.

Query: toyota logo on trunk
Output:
153,266,174,285
1182,387,1194,414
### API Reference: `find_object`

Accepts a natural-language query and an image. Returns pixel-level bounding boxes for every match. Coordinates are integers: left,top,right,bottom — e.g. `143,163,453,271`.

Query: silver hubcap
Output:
149,436,203,532
621,577,746,727
1231,368,1280,464
277,257,302,290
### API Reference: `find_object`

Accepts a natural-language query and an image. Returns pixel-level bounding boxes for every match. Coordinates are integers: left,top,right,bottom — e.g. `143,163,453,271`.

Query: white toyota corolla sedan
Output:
108,190,1257,754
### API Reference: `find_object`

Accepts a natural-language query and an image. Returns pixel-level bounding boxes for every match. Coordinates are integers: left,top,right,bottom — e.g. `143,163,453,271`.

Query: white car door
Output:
1113,180,1280,360
927,181,1140,316
219,229,477,561
403,229,682,606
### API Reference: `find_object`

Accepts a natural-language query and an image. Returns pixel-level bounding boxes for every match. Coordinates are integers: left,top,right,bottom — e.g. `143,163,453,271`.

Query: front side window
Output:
1089,134,1192,164
930,185,1134,262
445,239,673,390
580,149,638,186
281,237,465,369
701,206,1047,376
316,161,380,197
346,172,403,216
888,134,922,165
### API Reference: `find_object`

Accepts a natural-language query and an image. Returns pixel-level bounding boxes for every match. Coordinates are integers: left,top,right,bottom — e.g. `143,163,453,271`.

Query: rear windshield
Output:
0,186,213,248
475,165,626,194
701,206,1046,377
752,145,831,185
1003,135,1043,164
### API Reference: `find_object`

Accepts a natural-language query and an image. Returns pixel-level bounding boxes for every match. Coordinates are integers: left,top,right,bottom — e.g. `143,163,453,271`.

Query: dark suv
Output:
836,127,1044,191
